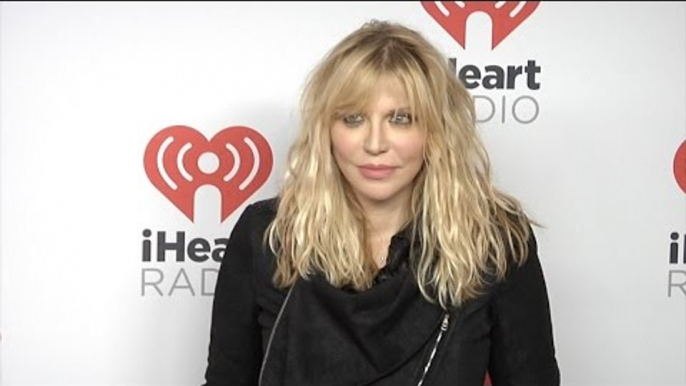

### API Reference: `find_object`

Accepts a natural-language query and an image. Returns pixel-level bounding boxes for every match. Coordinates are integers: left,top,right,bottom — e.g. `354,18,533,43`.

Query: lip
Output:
358,164,397,179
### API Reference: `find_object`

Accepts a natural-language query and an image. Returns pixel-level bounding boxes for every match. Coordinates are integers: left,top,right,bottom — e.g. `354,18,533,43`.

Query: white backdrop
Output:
2,2,685,385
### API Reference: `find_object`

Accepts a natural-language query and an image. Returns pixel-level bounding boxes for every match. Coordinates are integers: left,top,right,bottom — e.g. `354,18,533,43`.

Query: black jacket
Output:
203,198,560,386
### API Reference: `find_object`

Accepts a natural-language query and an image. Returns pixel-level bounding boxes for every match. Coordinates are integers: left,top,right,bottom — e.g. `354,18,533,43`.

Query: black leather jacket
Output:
202,198,560,386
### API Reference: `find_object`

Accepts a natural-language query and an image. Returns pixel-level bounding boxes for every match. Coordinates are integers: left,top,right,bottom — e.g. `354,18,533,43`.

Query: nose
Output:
363,119,390,155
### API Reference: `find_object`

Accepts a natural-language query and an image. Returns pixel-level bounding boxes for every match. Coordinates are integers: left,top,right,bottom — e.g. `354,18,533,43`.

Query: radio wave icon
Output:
144,125,273,223
422,1,540,49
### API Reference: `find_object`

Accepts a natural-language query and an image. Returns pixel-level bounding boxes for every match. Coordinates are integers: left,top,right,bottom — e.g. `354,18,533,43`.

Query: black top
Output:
202,198,560,386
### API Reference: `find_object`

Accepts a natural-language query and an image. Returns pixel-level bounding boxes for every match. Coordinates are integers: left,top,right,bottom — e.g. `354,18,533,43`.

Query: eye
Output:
389,111,413,126
341,113,365,127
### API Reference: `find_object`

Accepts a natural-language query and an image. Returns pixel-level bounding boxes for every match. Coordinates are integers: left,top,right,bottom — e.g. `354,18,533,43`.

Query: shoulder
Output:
234,196,279,226
247,196,279,215
223,196,280,273
495,224,550,300
482,208,543,290
498,208,537,268
225,197,279,246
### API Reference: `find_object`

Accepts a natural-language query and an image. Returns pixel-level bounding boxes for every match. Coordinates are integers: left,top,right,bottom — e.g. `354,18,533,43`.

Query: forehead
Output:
335,74,412,112
366,77,411,113
372,76,408,101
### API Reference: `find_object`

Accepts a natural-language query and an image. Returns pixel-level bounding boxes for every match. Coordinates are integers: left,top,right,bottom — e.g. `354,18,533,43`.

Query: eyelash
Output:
340,112,414,127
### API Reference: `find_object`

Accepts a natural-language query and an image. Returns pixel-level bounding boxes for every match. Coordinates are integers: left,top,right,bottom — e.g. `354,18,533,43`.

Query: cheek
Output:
398,134,426,165
330,127,359,163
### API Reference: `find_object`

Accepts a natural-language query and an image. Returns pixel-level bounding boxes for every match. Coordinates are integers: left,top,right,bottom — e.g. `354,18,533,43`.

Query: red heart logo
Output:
421,1,539,49
144,125,273,223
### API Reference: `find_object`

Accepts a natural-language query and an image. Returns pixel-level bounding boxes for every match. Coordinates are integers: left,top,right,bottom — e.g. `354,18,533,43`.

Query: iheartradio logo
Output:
144,125,273,223
421,1,540,49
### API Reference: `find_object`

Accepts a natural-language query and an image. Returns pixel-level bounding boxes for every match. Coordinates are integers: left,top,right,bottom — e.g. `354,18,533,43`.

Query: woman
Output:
203,20,560,386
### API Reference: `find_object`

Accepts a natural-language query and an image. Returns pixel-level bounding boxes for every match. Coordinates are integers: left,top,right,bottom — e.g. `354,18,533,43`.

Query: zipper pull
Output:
440,313,450,331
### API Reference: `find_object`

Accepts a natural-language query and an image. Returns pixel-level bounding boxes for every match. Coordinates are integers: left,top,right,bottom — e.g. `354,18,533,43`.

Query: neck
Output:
358,195,410,269
358,195,410,239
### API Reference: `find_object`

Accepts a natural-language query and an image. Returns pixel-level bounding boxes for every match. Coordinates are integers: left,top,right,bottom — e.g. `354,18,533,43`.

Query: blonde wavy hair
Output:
267,20,532,308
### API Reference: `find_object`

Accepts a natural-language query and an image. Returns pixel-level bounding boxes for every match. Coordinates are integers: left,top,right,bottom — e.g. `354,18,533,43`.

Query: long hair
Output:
267,20,532,308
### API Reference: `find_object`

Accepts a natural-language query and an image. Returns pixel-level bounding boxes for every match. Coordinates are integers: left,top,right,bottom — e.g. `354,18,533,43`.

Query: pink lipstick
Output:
358,164,396,179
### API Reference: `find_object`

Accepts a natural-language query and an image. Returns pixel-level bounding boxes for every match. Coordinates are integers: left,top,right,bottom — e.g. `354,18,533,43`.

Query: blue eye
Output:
390,112,413,125
342,113,365,127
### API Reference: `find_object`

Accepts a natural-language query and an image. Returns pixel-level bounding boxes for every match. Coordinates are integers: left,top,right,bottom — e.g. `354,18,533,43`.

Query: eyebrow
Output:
334,106,413,116
389,107,412,115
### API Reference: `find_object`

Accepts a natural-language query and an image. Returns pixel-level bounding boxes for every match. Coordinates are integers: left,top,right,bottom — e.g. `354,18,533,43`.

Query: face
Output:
331,76,426,210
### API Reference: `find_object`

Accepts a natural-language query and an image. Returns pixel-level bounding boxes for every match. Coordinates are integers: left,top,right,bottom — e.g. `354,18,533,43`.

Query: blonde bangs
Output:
320,47,429,127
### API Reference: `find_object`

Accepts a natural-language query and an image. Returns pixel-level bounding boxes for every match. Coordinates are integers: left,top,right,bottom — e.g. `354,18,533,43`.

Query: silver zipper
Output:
416,313,450,386
258,284,295,386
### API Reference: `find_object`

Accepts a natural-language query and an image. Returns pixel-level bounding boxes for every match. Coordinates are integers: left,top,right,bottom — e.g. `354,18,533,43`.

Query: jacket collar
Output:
259,235,444,386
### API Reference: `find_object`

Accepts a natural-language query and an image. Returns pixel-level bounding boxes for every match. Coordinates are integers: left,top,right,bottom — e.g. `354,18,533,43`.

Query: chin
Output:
354,187,407,204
